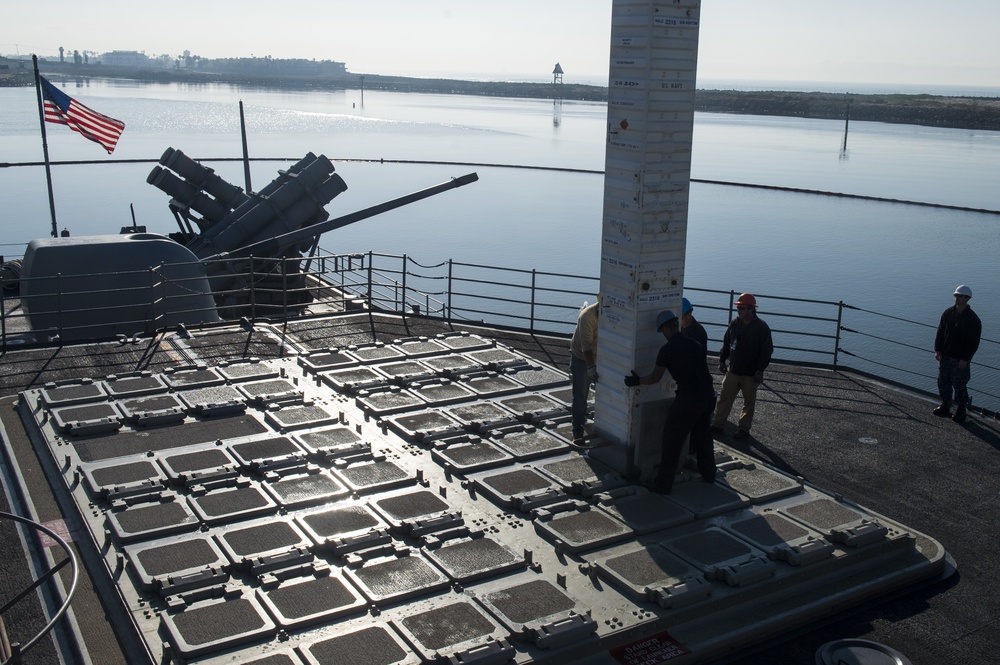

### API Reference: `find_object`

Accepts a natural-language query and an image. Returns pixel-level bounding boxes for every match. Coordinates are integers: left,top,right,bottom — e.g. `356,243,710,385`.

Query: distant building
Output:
202,57,347,77
0,56,31,86
100,51,150,67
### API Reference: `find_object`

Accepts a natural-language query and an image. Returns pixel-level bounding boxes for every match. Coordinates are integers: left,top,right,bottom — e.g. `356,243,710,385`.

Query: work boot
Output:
952,405,967,423
932,403,951,417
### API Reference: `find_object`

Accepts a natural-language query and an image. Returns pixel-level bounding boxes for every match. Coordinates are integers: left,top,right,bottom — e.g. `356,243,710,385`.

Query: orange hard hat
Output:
735,293,757,308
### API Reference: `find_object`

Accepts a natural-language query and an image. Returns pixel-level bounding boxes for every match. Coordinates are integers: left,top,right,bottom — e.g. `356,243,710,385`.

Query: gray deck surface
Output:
0,311,997,664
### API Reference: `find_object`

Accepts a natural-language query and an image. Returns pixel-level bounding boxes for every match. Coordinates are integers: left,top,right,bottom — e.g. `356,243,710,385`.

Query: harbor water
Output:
1,80,999,409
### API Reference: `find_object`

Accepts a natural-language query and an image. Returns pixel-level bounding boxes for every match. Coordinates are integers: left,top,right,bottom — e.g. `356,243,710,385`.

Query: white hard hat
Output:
954,284,972,298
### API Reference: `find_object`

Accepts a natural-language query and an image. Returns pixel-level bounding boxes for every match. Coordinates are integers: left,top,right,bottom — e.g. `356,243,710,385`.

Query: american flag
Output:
39,76,125,154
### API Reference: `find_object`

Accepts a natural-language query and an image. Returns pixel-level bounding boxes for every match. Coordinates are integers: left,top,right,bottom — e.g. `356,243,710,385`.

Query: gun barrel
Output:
210,172,479,261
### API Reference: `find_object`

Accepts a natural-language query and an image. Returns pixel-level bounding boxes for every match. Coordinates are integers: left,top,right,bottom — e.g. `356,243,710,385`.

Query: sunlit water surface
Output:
2,81,998,408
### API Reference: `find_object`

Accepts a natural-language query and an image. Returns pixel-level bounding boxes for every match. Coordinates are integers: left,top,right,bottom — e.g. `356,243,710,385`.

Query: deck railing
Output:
2,249,998,415
0,511,79,665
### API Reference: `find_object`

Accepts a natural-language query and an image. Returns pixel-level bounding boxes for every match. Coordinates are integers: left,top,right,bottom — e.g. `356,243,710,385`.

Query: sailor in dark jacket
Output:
711,293,773,439
933,284,982,423
625,310,717,494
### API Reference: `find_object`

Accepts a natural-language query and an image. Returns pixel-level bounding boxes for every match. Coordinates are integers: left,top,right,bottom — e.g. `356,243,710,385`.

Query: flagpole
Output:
32,55,59,238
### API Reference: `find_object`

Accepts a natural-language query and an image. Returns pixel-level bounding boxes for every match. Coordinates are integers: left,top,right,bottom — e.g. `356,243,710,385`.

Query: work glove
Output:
719,362,728,375
624,371,641,387
754,370,764,384
587,366,599,382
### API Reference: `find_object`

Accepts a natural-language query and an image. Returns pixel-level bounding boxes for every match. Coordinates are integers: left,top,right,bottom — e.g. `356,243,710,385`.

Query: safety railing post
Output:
447,260,454,320
282,257,289,318
367,251,374,309
249,256,256,320
401,254,408,315
834,300,844,370
530,269,537,332
150,267,157,330
157,265,168,331
1,265,7,351
56,272,63,341
339,255,347,307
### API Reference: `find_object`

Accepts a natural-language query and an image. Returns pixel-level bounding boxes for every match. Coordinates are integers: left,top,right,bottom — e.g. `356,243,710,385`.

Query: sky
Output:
3,0,999,89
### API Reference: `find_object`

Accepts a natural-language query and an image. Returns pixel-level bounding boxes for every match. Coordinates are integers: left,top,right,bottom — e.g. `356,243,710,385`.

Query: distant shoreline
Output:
35,62,1000,132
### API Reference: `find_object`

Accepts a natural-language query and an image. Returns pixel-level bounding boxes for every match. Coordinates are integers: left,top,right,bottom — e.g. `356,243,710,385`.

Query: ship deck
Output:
0,310,997,665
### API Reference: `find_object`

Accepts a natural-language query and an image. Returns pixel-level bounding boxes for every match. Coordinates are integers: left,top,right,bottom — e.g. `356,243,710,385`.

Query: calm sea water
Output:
1,80,999,408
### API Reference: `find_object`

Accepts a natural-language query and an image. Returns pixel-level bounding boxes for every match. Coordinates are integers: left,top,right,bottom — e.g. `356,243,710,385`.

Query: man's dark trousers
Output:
655,392,717,493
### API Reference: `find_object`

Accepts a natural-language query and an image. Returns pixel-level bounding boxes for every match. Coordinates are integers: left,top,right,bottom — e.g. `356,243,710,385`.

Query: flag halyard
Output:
39,76,125,154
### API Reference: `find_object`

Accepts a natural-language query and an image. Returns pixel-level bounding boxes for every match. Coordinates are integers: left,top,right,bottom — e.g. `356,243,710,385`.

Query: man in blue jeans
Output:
570,298,599,440
934,284,982,423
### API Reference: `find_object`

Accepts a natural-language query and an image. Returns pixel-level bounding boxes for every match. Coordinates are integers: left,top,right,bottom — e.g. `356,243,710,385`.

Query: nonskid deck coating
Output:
9,324,948,664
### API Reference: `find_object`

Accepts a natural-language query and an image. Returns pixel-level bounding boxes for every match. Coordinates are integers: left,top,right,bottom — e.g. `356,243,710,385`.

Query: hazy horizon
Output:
4,1,999,91
15,57,999,98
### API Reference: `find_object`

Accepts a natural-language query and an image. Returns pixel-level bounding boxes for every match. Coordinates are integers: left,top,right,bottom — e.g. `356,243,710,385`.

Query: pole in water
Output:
842,93,851,153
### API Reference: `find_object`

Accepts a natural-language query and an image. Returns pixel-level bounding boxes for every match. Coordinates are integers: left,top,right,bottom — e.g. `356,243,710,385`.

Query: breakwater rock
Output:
37,61,1000,132
695,89,1000,132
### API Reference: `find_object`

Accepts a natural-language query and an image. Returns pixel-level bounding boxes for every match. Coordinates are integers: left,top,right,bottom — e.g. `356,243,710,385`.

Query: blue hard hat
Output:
682,298,693,315
655,310,678,330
